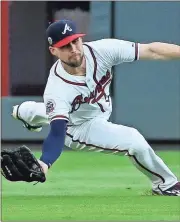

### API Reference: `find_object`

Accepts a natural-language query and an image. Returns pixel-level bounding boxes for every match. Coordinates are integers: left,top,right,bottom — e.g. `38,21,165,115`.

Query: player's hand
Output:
1,145,46,183
37,159,49,174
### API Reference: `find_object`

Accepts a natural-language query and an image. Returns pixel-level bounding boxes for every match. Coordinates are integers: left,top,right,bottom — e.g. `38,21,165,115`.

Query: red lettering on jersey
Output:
70,70,111,113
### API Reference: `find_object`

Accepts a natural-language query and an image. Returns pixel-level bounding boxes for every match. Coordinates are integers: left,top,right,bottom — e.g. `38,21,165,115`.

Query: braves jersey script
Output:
44,39,139,125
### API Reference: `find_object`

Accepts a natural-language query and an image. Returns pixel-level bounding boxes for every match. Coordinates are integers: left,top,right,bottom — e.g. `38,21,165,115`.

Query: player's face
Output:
49,38,84,68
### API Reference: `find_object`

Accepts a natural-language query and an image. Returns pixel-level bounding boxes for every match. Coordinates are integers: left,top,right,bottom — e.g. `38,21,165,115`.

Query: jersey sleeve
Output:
44,94,71,123
88,39,139,67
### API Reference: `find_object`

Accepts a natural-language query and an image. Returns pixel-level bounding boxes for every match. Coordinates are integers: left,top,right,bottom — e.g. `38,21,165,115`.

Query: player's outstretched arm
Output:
38,119,67,175
139,42,180,60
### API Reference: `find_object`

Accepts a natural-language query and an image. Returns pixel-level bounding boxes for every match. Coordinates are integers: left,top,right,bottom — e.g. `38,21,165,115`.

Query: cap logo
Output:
62,24,72,35
48,37,53,45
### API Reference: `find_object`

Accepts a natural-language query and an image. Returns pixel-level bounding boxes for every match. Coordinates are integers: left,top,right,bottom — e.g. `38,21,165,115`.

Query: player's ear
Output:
49,46,56,56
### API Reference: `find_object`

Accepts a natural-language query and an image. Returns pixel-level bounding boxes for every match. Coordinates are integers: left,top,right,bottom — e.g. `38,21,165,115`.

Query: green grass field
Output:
2,150,180,221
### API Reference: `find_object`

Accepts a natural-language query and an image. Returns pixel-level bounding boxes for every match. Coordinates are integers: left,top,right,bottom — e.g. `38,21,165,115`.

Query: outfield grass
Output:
2,150,180,221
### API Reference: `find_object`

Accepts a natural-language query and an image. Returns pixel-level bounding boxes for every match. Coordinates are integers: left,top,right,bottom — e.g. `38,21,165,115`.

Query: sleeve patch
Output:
46,99,56,115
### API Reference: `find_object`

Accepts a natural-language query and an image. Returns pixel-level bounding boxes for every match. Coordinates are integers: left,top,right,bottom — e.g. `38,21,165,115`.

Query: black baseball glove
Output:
1,145,46,183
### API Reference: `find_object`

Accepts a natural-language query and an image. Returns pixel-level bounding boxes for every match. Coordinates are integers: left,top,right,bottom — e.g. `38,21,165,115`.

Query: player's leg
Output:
66,118,179,196
12,103,179,195
12,101,49,131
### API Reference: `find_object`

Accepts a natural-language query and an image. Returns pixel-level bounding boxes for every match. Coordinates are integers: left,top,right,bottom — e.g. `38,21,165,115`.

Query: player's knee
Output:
129,127,151,155
130,127,144,140
19,101,37,123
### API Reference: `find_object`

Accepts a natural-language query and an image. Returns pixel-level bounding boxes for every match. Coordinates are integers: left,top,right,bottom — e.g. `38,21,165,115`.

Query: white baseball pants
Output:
17,101,178,192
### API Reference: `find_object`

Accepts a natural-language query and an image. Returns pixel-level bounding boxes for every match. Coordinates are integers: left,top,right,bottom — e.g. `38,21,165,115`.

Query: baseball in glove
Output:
1,145,46,183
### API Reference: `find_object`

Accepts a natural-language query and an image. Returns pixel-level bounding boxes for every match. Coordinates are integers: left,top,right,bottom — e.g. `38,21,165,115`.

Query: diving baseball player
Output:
8,20,180,195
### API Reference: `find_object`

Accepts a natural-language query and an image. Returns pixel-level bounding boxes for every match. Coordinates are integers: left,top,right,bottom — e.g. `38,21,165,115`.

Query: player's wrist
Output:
38,159,49,174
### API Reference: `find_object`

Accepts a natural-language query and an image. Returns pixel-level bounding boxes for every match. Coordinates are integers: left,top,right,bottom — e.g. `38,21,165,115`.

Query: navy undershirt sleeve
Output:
40,119,67,168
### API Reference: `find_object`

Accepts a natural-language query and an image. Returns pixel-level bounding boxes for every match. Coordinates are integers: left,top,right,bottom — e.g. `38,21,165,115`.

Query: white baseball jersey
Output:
44,39,139,126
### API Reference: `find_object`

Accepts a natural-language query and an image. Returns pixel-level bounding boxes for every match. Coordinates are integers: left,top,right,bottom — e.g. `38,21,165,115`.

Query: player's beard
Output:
61,53,84,68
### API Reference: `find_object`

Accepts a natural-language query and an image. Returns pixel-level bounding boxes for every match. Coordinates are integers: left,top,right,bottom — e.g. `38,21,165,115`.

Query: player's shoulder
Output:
49,59,59,75
83,38,128,60
84,38,115,44
44,61,76,100
84,38,121,49
46,60,66,86
84,38,110,50
43,81,71,101
83,39,123,65
84,38,134,50
45,60,59,86
44,61,65,95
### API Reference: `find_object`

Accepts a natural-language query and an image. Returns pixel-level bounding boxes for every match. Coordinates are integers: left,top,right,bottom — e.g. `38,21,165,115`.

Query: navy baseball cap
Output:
46,19,86,48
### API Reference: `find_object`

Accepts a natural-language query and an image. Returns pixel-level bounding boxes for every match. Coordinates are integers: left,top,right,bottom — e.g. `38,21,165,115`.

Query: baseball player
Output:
9,20,180,195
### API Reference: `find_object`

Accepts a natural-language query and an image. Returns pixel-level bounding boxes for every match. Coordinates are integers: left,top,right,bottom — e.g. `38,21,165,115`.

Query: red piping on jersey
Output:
83,44,98,84
66,132,165,183
54,61,87,86
51,115,69,122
